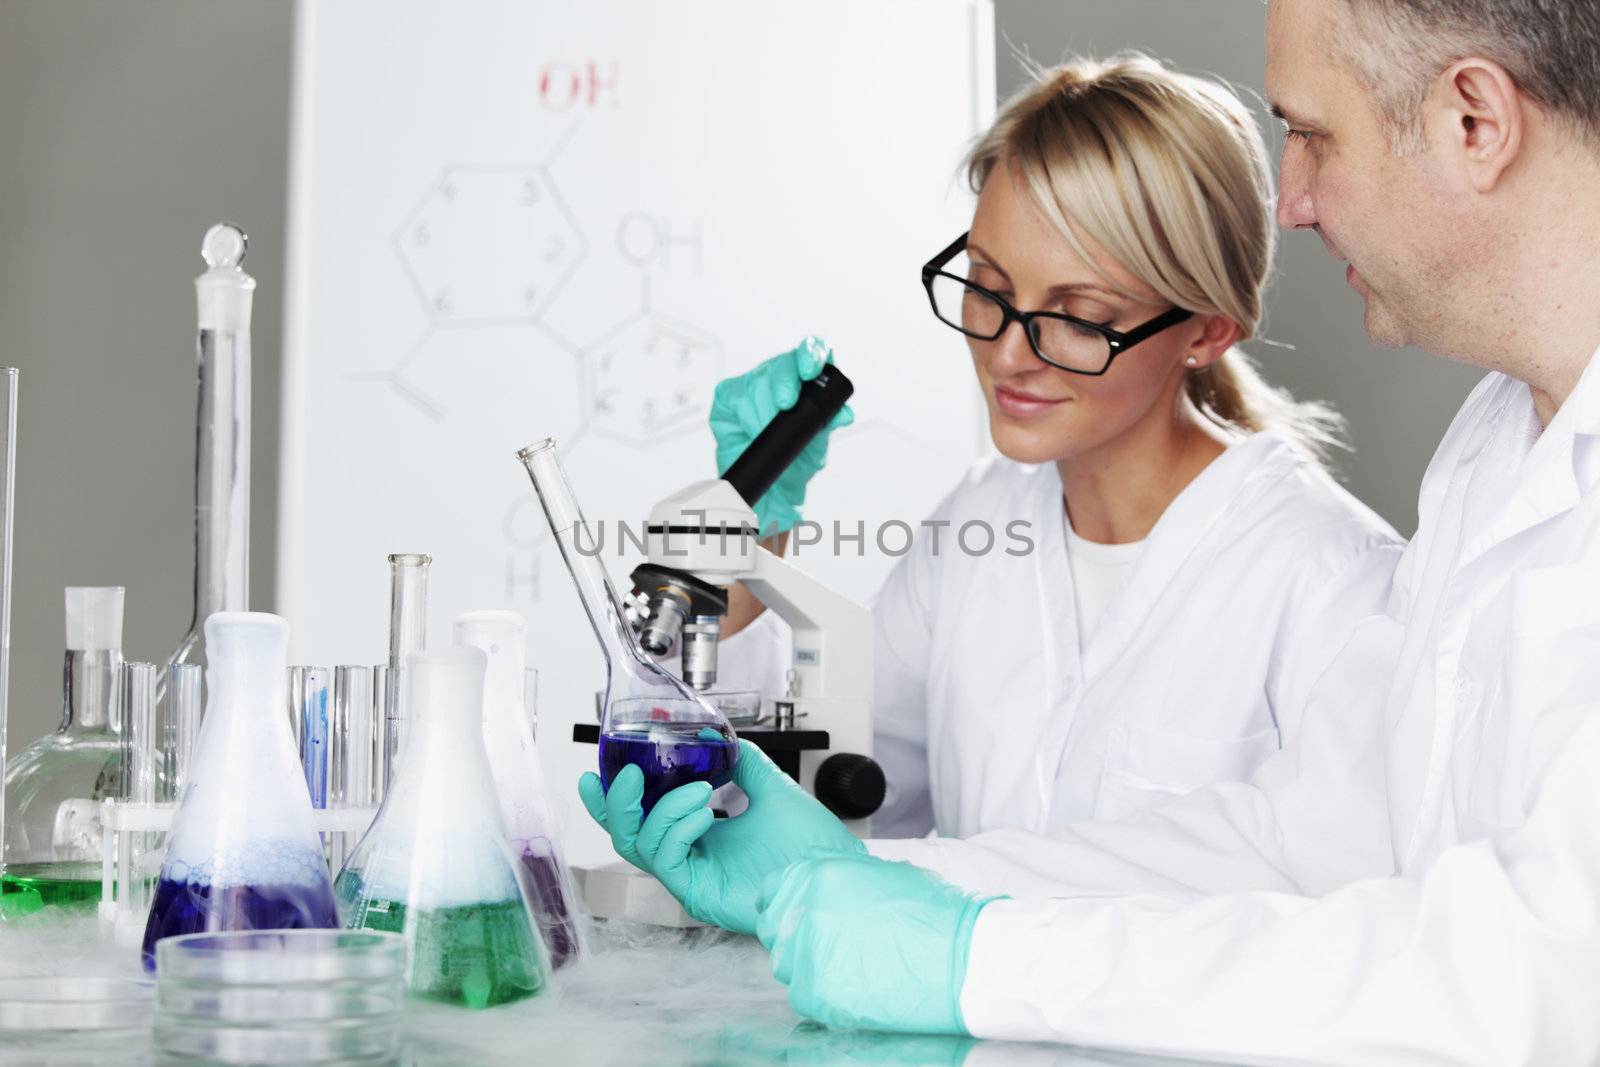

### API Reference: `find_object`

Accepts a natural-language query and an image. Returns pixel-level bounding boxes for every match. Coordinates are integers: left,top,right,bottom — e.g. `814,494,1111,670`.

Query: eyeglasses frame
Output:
920,232,1195,376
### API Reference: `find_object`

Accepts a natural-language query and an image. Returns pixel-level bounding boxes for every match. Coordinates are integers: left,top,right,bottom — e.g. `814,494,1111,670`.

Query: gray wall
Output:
0,0,1478,750
1,0,293,748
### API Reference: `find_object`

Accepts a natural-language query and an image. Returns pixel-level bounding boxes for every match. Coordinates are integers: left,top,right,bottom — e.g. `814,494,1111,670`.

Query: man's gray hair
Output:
1338,0,1600,152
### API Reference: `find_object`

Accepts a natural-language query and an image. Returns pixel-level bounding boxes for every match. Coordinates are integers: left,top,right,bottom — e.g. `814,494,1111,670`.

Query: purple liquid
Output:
140,877,339,972
598,723,739,816
521,847,580,970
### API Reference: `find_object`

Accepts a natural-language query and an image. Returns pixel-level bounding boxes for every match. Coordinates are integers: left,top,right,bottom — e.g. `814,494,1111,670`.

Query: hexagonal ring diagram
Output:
586,311,723,446
397,168,588,325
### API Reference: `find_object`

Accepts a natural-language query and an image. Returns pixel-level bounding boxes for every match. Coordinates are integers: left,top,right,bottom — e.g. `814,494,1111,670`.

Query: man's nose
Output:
1276,148,1316,229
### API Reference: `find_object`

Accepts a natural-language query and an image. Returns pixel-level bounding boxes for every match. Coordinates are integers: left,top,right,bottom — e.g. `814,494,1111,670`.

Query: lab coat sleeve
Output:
957,710,1600,1067
868,527,941,839
1268,530,1403,744
868,614,1400,899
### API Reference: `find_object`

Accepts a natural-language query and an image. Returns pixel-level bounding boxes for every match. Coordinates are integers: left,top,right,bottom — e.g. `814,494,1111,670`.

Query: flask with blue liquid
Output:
141,613,338,971
517,439,738,818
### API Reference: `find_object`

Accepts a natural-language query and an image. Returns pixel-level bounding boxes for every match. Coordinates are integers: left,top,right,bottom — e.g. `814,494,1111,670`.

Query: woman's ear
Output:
1184,314,1243,370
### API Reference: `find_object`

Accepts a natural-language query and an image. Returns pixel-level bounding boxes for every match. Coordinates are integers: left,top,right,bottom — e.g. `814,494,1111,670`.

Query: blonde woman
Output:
581,55,1400,930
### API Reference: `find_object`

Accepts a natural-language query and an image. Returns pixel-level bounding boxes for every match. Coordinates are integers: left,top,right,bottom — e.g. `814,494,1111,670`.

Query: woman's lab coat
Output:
870,431,1401,839
868,355,1600,1064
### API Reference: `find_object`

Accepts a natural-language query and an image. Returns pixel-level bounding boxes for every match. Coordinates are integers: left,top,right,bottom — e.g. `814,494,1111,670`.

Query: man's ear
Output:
1431,58,1525,193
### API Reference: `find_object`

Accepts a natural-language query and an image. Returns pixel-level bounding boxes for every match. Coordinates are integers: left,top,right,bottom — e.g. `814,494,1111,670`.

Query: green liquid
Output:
347,887,547,1009
0,862,103,917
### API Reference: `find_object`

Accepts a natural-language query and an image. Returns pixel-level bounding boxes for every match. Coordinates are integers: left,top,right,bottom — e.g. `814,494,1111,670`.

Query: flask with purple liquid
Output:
140,613,338,972
453,609,586,969
516,440,740,823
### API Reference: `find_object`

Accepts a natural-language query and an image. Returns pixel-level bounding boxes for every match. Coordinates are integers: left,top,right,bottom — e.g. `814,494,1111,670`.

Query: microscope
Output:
623,362,883,833
575,363,883,829
570,364,884,926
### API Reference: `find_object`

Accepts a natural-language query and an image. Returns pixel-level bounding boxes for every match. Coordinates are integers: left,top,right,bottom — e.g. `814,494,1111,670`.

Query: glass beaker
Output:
141,613,338,972
453,610,584,970
516,439,738,816
334,646,550,1009
2,586,127,913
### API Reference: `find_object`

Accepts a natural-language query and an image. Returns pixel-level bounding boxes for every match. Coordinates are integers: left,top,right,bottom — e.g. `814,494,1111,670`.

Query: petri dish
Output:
0,975,154,1033
705,690,762,727
155,929,405,984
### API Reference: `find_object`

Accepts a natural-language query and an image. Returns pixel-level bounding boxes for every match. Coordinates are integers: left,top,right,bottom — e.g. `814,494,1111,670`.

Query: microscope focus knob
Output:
814,753,886,820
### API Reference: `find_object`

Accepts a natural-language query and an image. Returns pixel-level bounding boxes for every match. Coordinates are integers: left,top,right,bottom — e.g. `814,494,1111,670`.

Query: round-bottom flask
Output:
2,587,126,913
334,646,551,1009
518,438,740,818
141,613,338,971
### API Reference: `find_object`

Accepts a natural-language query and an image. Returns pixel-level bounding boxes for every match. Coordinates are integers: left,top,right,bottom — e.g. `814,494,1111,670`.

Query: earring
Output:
1185,356,1199,367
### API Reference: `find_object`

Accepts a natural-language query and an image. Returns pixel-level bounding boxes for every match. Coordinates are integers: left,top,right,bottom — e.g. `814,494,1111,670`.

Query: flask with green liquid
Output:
334,646,550,1009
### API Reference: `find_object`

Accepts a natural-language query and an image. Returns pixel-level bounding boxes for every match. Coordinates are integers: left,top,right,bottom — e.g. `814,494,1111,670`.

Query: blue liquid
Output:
598,723,739,816
141,876,339,972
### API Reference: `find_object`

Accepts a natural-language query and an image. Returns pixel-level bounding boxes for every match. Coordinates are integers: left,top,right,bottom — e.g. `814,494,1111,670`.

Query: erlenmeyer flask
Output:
516,439,739,816
3,587,126,913
141,613,338,972
334,646,550,1009
453,610,585,970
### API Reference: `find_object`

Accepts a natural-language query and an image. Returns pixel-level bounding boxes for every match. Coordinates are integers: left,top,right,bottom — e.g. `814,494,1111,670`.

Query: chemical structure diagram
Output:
346,122,725,601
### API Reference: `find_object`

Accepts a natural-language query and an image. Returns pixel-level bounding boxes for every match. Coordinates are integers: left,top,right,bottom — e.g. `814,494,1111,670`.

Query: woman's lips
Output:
993,384,1067,418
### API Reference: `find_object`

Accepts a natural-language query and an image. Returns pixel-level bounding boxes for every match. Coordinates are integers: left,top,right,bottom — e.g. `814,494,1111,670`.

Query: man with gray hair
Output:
592,0,1600,1060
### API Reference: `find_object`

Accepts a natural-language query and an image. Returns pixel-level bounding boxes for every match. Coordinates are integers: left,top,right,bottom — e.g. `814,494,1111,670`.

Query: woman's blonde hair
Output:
967,53,1344,462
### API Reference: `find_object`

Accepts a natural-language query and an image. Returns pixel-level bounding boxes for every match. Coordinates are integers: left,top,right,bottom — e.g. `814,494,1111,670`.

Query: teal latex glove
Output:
578,740,865,935
755,854,998,1035
709,336,856,537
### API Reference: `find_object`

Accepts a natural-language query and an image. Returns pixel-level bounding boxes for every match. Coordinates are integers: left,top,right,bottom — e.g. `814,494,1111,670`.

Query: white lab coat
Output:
871,431,1401,839
869,349,1600,1065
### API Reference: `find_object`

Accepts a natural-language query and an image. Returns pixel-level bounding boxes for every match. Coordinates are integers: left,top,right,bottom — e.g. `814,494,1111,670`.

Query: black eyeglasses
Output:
920,232,1194,376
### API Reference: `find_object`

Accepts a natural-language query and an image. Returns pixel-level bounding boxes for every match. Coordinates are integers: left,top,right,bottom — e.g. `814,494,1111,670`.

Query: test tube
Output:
288,666,331,808
120,663,160,805
0,368,15,858
370,665,390,806
331,665,374,808
383,554,430,791
117,662,161,930
165,663,202,803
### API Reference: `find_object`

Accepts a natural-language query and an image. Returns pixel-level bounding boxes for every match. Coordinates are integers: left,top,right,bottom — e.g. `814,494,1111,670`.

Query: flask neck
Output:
60,649,121,733
191,326,251,629
395,652,494,788
387,555,430,669
519,443,632,671
202,626,287,740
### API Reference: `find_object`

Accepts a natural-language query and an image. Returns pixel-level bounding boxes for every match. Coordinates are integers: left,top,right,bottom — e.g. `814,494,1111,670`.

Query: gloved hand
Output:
578,740,865,935
755,854,998,1035
709,336,855,537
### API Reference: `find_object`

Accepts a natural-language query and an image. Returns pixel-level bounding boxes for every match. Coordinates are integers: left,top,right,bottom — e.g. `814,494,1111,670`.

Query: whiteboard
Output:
279,0,995,863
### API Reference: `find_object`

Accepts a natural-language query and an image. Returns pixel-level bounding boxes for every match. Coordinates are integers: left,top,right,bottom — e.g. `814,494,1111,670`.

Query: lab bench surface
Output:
0,909,1226,1066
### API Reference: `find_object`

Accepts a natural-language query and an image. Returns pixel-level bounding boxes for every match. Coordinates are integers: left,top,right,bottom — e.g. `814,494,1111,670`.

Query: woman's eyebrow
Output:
1046,281,1122,300
970,240,1127,303
966,241,1010,279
